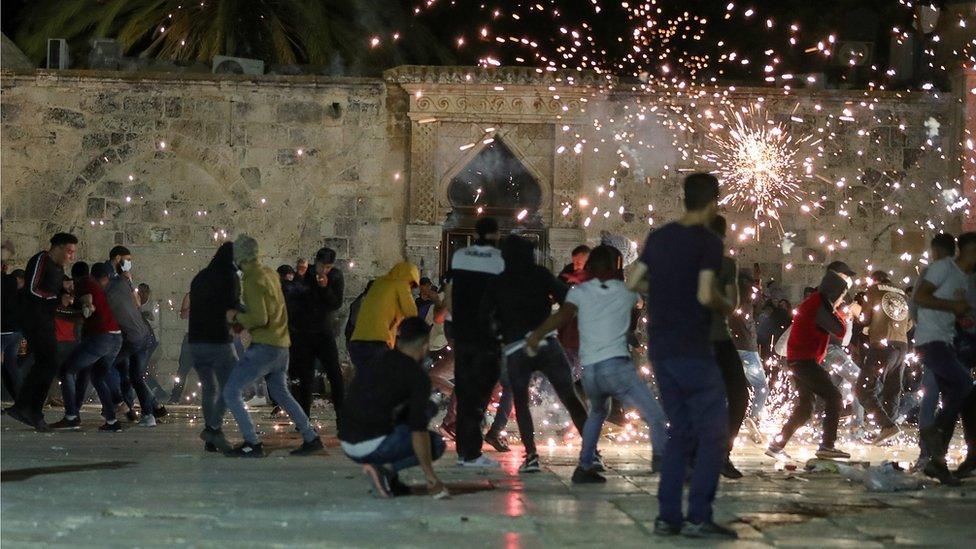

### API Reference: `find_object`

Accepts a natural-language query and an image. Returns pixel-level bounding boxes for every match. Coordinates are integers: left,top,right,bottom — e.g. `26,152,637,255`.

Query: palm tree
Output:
14,0,453,72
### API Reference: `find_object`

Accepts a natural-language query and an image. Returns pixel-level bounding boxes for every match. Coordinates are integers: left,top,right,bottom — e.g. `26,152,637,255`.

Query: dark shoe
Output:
125,410,138,422
572,466,606,484
204,442,218,452
653,517,681,536
519,453,541,473
50,417,81,430
955,455,976,479
682,521,738,539
98,421,123,433
721,458,743,479
484,432,511,452
153,406,168,418
290,437,325,456
269,406,282,418
362,464,392,498
870,425,900,446
6,406,41,430
651,454,663,474
815,446,851,460
388,473,412,496
200,427,232,452
592,450,606,473
923,459,961,486
224,441,264,458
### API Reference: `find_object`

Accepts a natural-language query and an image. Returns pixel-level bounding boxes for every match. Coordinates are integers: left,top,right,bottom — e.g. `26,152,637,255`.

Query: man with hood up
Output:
766,270,852,460
480,235,588,474
187,242,239,452
348,261,419,371
223,235,324,458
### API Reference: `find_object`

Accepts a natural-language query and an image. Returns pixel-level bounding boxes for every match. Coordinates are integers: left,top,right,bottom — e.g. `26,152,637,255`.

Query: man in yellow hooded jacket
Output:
348,261,420,370
222,235,323,458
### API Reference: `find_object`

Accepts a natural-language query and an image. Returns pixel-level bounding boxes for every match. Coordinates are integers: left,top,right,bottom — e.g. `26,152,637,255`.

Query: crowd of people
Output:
2,172,975,540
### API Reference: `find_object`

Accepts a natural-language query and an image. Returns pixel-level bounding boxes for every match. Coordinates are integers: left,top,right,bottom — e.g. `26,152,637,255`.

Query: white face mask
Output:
121,259,132,272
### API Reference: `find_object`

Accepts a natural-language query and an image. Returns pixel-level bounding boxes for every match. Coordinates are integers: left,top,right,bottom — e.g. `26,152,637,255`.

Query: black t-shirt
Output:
482,265,568,344
447,245,504,344
338,348,433,443
639,222,723,360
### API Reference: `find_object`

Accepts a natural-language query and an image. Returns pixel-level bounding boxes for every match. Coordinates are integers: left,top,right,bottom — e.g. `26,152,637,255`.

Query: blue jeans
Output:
61,333,123,420
918,368,939,459
486,355,513,438
346,424,446,472
823,345,865,428
652,354,728,525
223,344,316,445
738,350,768,420
191,342,238,430
917,341,974,458
169,334,195,402
579,356,668,469
2,331,23,398
114,334,159,415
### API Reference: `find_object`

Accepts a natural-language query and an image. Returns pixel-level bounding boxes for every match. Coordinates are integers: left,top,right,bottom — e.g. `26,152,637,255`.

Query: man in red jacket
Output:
766,269,853,460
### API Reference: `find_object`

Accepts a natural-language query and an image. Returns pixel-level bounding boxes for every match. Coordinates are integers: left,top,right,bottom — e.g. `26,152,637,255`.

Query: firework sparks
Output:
704,107,819,232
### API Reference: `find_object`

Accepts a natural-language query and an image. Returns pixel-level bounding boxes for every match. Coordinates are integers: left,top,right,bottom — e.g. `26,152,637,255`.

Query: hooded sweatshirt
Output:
188,242,240,344
234,235,290,348
481,237,568,344
786,271,848,363
350,262,419,347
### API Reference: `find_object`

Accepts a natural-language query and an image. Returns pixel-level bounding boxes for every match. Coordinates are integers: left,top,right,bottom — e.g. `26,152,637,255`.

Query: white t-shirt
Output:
915,257,968,346
565,279,638,367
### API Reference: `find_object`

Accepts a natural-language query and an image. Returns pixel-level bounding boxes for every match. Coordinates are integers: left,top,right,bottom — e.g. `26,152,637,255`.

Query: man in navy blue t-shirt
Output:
627,173,737,540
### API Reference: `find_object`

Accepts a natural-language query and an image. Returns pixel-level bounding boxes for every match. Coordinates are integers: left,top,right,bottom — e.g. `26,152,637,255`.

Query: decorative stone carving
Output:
405,223,443,278
409,121,437,223
384,65,610,88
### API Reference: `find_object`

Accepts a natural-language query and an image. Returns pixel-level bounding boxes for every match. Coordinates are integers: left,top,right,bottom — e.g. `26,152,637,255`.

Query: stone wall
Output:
1,71,407,370
1,66,970,377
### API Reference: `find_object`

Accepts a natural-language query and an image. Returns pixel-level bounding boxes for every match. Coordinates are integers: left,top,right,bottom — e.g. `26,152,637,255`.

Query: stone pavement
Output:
2,405,975,548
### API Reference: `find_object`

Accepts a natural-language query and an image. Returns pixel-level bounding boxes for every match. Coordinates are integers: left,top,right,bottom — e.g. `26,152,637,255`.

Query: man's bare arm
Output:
526,303,578,352
915,280,970,315
698,270,733,312
626,262,649,293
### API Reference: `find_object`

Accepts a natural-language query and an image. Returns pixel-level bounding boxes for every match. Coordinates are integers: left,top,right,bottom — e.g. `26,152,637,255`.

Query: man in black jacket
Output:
188,242,239,452
6,233,77,431
287,247,345,419
480,235,588,473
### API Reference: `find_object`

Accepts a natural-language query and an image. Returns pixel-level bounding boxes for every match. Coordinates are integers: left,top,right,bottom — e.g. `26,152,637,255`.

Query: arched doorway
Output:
440,138,546,272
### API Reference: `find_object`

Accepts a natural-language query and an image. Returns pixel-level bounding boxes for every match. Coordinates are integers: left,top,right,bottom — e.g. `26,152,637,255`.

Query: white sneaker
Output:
245,396,268,407
138,415,157,427
458,455,501,468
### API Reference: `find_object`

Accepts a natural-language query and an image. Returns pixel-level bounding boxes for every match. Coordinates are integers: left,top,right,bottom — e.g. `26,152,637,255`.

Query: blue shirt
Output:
639,222,724,360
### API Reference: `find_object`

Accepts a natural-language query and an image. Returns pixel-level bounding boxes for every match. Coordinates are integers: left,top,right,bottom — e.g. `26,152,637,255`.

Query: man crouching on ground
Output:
338,316,449,499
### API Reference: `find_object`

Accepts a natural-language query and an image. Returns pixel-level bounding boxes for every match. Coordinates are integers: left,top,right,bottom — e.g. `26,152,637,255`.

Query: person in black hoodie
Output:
286,246,345,419
480,235,589,473
6,233,77,432
188,242,240,452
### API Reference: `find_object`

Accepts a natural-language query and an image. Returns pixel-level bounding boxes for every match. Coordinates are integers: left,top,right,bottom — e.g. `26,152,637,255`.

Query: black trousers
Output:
13,324,58,419
453,342,500,461
857,342,906,426
289,330,344,417
714,339,749,453
507,338,588,455
776,359,842,449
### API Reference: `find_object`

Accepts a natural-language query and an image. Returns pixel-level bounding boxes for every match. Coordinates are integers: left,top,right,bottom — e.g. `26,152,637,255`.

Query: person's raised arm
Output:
626,261,649,293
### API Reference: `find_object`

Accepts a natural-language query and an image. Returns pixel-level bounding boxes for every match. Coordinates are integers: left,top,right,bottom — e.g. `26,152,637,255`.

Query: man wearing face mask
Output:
104,247,167,426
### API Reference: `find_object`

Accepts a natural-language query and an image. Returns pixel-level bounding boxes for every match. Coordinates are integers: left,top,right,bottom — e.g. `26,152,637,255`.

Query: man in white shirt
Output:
914,232,976,484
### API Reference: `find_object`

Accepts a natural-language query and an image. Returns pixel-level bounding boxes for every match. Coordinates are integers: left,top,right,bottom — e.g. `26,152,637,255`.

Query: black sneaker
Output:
484,432,511,453
388,473,412,496
592,450,606,473
721,458,744,479
919,425,948,460
50,417,82,430
6,406,48,431
682,521,738,539
923,459,961,486
362,464,392,498
955,455,976,479
572,466,607,484
224,441,264,458
153,406,168,418
199,427,232,452
653,518,681,536
98,421,123,433
125,410,138,422
815,446,851,460
519,453,541,473
204,442,218,452
651,454,663,474
290,436,325,456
